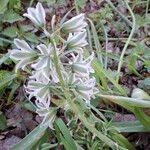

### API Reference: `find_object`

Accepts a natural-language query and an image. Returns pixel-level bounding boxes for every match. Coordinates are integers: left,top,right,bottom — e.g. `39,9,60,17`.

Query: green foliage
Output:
0,0,9,14
0,111,7,130
2,10,23,23
0,0,150,149
0,70,16,91
75,0,87,9
113,120,150,132
2,26,18,38
138,77,150,94
55,118,77,150
11,124,49,150
134,108,150,129
40,0,65,6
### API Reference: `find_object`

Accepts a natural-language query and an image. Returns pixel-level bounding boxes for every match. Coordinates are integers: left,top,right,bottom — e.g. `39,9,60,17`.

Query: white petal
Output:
14,39,32,52
37,44,48,55
10,50,31,60
62,14,87,32
36,2,46,25
15,58,33,70
23,13,39,25
31,57,48,70
51,69,59,83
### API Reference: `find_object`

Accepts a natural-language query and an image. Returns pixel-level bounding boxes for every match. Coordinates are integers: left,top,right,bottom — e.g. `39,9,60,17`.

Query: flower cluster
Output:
10,3,98,128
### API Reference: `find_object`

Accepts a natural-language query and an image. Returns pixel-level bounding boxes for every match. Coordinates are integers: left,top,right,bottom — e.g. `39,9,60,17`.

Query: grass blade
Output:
54,118,77,150
11,124,48,150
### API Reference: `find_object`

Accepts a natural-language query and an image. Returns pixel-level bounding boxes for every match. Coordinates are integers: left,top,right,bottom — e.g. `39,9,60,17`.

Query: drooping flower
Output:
61,14,87,33
69,53,94,77
31,43,59,83
65,30,88,51
64,73,98,104
10,39,37,70
26,71,51,101
36,100,56,129
75,77,98,104
23,2,46,27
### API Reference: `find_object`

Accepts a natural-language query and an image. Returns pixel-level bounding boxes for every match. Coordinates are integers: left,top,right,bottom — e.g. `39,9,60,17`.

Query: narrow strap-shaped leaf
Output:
87,18,103,65
0,71,16,90
113,120,150,132
134,108,150,129
54,118,77,150
99,94,150,109
11,124,48,150
0,53,10,66
111,132,135,150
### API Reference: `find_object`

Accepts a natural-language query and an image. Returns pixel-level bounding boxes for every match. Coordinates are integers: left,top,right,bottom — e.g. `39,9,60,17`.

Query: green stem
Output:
101,23,108,69
29,0,34,6
51,40,65,87
146,0,150,16
116,1,136,83
74,0,80,14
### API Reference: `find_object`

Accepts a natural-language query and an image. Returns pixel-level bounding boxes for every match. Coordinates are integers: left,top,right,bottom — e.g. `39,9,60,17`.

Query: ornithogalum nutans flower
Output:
65,30,88,51
61,14,87,33
23,2,46,27
10,39,37,70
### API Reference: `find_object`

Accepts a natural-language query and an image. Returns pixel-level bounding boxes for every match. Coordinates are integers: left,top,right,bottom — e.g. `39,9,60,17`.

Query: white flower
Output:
10,39,37,70
61,14,87,33
36,100,56,129
64,73,98,104
26,71,51,101
65,30,88,51
31,43,59,83
23,2,46,27
69,53,94,77
75,77,98,104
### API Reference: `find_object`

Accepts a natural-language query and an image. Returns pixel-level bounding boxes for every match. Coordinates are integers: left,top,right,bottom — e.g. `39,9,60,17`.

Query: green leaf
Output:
41,143,58,150
24,32,38,43
76,0,87,9
3,10,23,23
7,81,20,105
11,124,49,150
138,77,150,94
0,111,7,130
0,0,9,14
135,14,150,28
0,53,10,66
21,101,36,112
44,0,56,6
2,26,18,38
87,18,103,64
134,108,150,129
113,120,150,132
0,70,16,90
8,0,21,10
111,132,135,150
54,118,77,150
99,94,150,111
56,0,65,5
